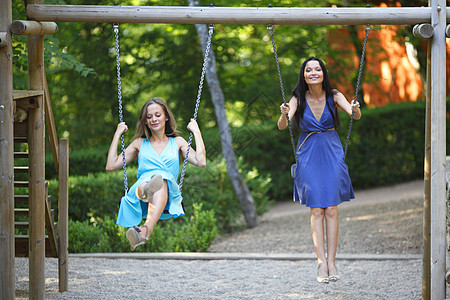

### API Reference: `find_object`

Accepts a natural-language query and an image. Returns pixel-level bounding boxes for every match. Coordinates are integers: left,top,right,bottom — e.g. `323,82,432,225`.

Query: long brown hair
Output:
134,97,178,140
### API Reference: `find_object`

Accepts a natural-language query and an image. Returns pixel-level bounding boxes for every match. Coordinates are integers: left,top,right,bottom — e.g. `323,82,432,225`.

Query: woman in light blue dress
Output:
106,97,206,250
277,57,361,283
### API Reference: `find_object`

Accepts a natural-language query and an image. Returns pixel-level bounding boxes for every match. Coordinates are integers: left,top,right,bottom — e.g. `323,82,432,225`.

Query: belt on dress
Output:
297,127,335,151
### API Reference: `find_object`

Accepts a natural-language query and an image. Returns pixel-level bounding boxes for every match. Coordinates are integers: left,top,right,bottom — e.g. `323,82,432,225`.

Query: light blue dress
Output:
116,137,185,227
293,95,355,207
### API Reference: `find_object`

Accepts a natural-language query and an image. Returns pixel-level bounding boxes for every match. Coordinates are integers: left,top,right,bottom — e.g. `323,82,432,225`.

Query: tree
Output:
188,0,258,228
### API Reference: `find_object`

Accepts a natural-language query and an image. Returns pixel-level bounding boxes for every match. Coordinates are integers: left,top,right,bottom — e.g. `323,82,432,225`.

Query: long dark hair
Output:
134,97,178,140
291,57,340,133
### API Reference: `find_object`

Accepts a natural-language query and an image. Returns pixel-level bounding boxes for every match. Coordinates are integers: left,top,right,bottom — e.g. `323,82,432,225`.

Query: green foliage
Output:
68,219,104,253
94,215,131,252
201,122,296,200
182,157,272,232
47,168,138,221
341,100,431,188
149,204,217,252
45,145,130,179
68,203,217,253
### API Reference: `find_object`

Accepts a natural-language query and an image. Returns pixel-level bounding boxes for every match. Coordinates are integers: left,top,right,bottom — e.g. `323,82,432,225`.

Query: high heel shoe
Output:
329,270,340,282
126,225,149,251
139,175,163,202
317,264,329,284
328,265,340,282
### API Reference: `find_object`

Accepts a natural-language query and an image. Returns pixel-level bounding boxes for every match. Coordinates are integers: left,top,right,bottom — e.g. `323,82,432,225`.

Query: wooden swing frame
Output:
1,2,448,299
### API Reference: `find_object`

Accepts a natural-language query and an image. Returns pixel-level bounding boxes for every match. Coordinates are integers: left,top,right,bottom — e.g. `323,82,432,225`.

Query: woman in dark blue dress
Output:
277,57,361,284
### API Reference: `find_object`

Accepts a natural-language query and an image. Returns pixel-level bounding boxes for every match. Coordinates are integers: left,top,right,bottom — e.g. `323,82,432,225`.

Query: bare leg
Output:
325,206,339,278
310,207,328,280
137,180,168,240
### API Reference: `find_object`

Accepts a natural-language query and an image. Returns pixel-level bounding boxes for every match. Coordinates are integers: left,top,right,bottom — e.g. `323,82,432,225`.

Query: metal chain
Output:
178,24,214,192
267,25,298,165
343,25,371,160
113,23,128,196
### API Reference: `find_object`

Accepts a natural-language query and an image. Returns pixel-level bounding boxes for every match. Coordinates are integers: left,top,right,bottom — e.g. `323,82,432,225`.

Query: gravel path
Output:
14,180,449,299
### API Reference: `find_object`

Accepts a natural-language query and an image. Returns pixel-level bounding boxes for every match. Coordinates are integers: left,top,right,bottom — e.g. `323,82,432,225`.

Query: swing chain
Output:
178,24,214,192
113,22,128,196
267,24,298,165
344,25,370,160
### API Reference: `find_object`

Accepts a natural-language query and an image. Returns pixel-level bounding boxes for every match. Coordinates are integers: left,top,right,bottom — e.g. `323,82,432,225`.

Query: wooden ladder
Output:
13,88,69,291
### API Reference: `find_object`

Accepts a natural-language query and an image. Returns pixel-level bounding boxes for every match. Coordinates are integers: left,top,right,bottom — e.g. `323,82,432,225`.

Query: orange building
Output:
328,2,449,107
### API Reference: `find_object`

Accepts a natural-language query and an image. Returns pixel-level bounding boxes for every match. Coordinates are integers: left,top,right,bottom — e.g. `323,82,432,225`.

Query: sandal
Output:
126,225,149,251
139,175,163,202
328,267,340,282
317,263,329,284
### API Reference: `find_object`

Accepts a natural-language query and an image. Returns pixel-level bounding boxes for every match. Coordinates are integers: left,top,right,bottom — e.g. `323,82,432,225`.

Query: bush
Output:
342,101,428,188
201,122,295,202
182,157,272,232
68,219,104,253
47,167,138,222
68,203,217,253
45,145,138,179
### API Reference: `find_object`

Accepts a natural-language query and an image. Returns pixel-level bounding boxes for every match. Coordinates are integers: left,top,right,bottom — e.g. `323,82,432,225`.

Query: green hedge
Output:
342,101,428,188
68,203,217,253
182,157,272,232
45,145,137,179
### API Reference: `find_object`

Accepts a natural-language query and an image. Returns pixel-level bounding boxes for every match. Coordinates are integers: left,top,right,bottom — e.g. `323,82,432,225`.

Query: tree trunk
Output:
188,0,258,228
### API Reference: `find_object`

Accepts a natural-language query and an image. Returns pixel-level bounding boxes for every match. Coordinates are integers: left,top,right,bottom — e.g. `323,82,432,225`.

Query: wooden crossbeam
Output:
26,5,446,25
13,89,44,101
10,20,58,35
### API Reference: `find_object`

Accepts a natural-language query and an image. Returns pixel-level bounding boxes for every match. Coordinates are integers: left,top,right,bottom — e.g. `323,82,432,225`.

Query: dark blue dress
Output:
293,96,355,207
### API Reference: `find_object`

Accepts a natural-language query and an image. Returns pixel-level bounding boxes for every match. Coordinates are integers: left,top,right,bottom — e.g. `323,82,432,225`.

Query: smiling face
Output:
303,60,324,86
145,103,168,132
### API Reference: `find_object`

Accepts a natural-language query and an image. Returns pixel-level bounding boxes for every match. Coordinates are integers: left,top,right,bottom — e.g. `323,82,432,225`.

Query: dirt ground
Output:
14,180,450,299
210,180,424,255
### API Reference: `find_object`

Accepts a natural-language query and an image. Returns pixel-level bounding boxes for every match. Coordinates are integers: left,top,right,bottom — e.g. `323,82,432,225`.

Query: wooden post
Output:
0,0,15,299
27,0,46,298
44,72,59,172
25,5,441,25
422,38,431,300
430,0,447,299
58,138,69,292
